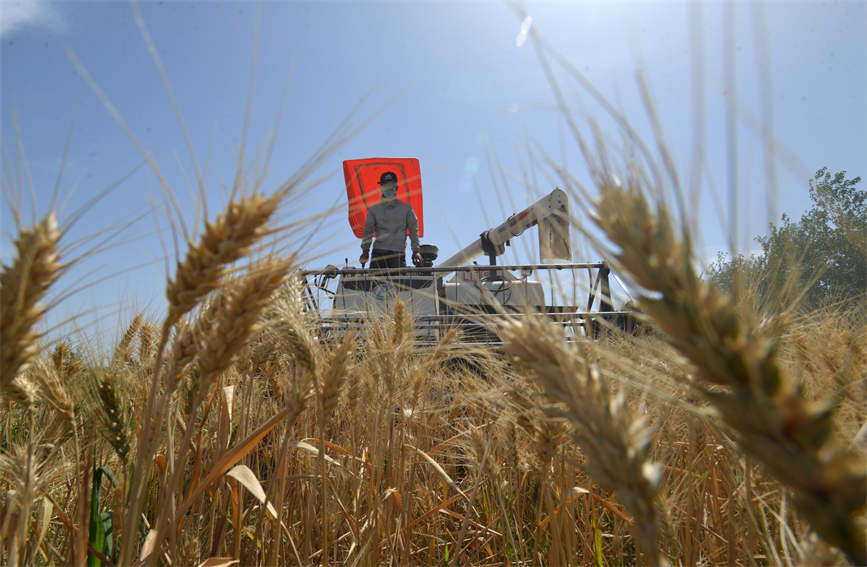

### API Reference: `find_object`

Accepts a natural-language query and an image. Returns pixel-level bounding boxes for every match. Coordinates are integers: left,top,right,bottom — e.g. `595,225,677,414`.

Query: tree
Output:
711,168,865,313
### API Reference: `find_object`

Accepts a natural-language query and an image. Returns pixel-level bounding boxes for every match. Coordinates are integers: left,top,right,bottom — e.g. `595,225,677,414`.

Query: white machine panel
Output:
333,273,440,340
442,272,544,311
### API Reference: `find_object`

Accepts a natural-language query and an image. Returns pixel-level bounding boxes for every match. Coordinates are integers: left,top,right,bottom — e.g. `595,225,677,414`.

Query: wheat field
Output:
2,13,866,567
2,163,865,566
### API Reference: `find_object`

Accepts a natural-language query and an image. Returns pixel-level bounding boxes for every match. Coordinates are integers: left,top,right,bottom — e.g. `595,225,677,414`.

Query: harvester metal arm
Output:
437,188,570,267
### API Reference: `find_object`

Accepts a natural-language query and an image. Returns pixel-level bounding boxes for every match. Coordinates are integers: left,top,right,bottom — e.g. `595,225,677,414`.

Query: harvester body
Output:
297,159,634,344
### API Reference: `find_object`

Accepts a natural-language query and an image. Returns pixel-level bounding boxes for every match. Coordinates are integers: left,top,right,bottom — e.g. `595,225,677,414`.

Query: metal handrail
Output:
313,311,632,323
298,262,606,277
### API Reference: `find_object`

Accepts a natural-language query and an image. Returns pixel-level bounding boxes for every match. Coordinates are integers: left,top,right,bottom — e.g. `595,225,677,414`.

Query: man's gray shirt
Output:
361,200,420,253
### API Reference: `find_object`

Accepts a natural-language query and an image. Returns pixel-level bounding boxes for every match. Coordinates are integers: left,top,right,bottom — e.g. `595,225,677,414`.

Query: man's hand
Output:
412,251,423,266
359,251,369,266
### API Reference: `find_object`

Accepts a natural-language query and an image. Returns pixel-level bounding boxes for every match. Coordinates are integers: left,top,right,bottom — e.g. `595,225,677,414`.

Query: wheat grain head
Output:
162,192,281,339
0,213,62,406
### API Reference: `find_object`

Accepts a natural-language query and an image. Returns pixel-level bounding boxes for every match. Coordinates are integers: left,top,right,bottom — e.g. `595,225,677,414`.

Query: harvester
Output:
298,157,636,344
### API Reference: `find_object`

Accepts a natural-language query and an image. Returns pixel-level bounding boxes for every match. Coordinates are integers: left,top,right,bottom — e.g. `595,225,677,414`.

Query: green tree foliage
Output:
711,168,865,313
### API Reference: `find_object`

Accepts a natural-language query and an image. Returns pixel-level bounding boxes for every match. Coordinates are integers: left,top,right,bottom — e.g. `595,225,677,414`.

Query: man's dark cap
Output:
378,171,398,185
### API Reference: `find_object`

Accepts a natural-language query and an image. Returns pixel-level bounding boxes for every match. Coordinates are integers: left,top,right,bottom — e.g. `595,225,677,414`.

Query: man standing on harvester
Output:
360,171,422,269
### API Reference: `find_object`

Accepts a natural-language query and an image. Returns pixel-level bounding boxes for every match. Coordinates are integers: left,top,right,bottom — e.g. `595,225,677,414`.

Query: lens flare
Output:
515,15,533,47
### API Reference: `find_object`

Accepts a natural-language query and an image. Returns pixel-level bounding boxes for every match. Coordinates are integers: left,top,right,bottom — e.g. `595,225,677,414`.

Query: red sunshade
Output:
343,157,424,238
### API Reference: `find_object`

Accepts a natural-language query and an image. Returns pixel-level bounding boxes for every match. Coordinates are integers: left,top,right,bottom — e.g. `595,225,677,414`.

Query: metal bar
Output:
298,263,605,277
301,277,319,313
311,311,632,323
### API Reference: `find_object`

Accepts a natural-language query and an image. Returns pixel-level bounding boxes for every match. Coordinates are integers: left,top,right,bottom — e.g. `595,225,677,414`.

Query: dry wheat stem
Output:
500,315,663,564
143,256,294,566
314,334,353,565
0,418,71,567
120,193,283,566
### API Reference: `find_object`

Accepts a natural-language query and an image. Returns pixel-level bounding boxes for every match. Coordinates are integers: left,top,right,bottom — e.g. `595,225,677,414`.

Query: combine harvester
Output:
298,157,636,345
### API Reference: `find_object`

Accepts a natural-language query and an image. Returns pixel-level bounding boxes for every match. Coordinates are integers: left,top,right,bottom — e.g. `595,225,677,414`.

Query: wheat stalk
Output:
142,255,295,566
120,191,286,566
164,317,198,387
80,315,142,465
0,416,71,567
591,176,866,564
410,327,458,406
500,315,664,564
50,343,84,380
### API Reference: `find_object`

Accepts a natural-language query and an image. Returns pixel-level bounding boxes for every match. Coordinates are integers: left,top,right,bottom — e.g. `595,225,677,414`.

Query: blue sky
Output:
2,0,865,342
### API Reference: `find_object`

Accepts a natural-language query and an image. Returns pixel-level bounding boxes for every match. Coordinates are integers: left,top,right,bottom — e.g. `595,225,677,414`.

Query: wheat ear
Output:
38,343,81,423
592,178,866,564
95,375,131,464
162,192,281,337
138,322,156,364
195,256,294,381
108,313,142,373
318,333,354,419
32,357,74,422
285,323,317,376
1,213,62,406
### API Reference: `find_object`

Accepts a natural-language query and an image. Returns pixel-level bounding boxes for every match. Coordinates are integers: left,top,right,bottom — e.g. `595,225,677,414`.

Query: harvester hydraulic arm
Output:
437,188,570,267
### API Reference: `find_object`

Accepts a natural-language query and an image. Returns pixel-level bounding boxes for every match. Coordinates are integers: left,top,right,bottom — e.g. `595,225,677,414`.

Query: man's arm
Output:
407,207,420,252
360,207,376,253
